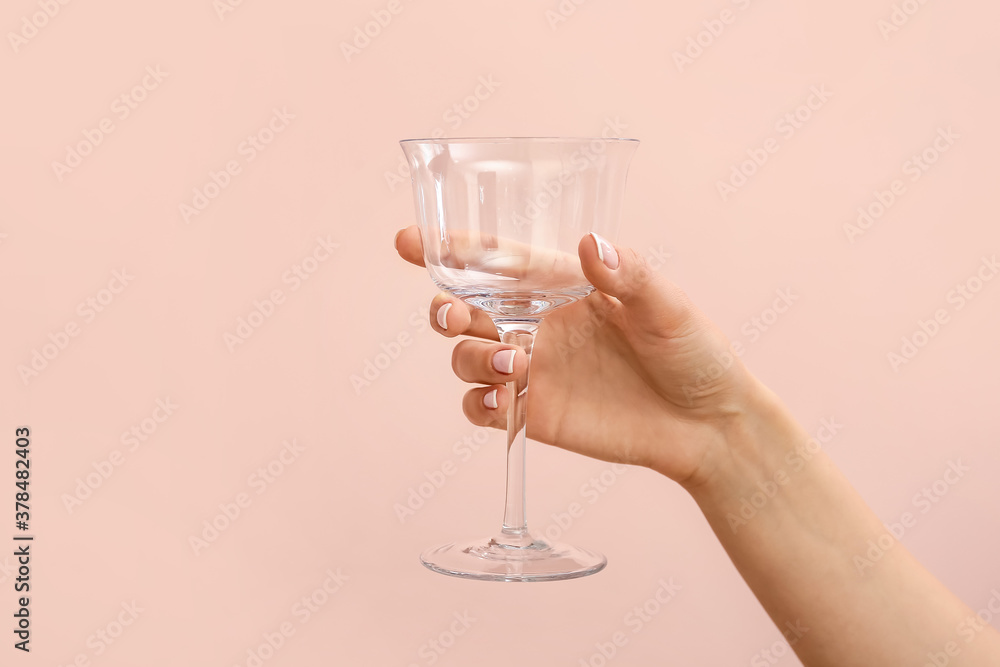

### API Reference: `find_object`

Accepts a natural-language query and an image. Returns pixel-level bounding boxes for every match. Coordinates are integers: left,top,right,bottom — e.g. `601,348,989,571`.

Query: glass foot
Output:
420,531,606,582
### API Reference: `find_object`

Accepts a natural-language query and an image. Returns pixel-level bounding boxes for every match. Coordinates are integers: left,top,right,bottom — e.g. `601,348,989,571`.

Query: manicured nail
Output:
393,229,402,250
492,349,515,374
484,389,499,409
436,302,452,330
590,232,619,270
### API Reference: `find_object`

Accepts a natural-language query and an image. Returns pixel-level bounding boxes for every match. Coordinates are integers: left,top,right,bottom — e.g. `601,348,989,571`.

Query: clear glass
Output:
401,136,638,581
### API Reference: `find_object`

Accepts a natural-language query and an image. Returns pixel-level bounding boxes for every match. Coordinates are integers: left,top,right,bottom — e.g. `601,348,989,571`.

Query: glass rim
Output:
399,136,639,144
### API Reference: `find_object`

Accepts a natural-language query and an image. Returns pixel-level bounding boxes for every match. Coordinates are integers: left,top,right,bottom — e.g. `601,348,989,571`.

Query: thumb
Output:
579,232,696,332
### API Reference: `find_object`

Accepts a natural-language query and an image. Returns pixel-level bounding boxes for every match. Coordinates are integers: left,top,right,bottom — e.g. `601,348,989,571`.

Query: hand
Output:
395,226,763,489
397,226,1000,666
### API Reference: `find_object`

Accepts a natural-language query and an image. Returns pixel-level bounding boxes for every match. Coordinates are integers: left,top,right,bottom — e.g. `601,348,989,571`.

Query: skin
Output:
395,225,1000,666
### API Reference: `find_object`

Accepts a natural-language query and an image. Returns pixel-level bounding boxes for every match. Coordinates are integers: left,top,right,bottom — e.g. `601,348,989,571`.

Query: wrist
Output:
676,375,802,508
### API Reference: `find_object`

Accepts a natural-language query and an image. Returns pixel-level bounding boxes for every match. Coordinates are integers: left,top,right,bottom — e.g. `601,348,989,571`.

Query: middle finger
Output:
451,339,527,385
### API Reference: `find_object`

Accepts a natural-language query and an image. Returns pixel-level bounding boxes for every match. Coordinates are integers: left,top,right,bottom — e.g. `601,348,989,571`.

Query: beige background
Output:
2,0,999,665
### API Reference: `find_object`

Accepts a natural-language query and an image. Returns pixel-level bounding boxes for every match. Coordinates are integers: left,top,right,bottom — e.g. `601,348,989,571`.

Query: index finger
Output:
396,225,586,292
394,226,425,267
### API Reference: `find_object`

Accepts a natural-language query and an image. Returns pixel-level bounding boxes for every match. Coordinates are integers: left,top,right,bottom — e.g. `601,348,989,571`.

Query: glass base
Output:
420,531,606,582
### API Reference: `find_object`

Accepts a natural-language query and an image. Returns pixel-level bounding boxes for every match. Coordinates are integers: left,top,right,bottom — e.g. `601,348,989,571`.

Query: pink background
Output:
2,0,999,665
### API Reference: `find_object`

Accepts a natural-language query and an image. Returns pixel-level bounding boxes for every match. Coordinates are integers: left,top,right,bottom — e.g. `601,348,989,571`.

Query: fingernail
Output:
484,389,499,409
590,232,619,270
492,349,516,374
436,302,452,330
393,229,402,250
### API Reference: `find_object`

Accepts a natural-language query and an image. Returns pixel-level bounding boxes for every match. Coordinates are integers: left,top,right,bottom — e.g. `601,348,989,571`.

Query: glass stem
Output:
493,319,539,538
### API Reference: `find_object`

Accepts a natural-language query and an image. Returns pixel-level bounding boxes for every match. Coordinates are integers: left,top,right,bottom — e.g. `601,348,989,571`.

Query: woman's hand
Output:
395,226,763,490
396,225,1000,667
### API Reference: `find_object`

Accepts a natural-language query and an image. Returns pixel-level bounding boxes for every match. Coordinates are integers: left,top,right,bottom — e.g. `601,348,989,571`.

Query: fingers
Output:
462,385,509,429
451,339,526,384
394,226,425,267
579,232,697,335
396,224,586,288
400,226,498,340
430,293,499,340
452,339,527,430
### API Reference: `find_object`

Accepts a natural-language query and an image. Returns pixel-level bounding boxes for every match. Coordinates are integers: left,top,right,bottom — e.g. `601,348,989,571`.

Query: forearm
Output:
683,379,1000,666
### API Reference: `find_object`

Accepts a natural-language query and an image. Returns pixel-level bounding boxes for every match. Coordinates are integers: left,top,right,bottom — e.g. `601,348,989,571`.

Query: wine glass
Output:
400,136,638,581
